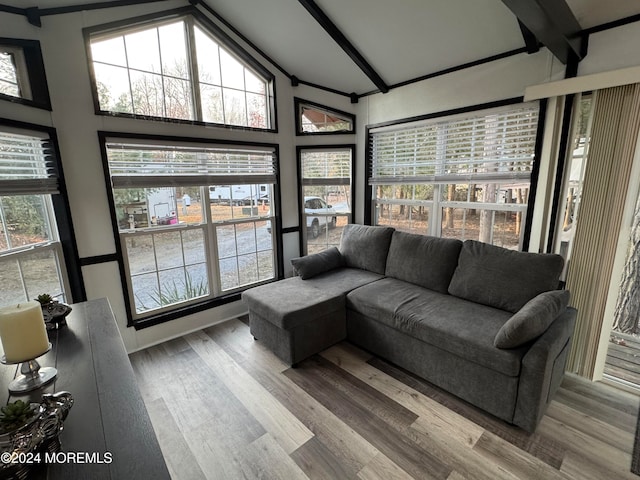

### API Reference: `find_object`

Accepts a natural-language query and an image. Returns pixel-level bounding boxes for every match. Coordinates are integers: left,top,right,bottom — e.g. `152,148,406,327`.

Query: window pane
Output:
245,69,265,94
219,257,238,291
125,28,161,73
0,195,51,251
376,203,429,234
238,253,258,285
300,105,354,133
93,63,133,113
0,52,20,97
163,76,193,120
236,223,257,256
21,248,64,301
216,225,237,259
155,231,183,270
194,27,221,85
125,235,156,275
158,22,189,76
90,37,127,67
132,272,160,313
130,70,164,117
441,207,521,249
115,188,181,230
257,249,274,281
0,249,64,305
247,93,267,129
200,84,224,124
126,226,209,314
0,256,23,305
223,88,247,126
220,50,244,90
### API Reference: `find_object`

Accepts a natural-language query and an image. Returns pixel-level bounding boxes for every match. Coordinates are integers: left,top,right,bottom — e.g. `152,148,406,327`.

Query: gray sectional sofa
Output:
242,224,576,432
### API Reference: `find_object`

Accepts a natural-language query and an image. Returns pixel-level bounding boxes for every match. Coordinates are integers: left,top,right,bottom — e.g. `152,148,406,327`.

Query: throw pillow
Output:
385,231,462,293
291,247,344,279
448,240,565,312
494,290,570,349
339,224,395,274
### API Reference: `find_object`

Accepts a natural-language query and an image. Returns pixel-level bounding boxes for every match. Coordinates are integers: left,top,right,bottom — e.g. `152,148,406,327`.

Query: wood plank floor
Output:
606,332,640,386
130,317,640,480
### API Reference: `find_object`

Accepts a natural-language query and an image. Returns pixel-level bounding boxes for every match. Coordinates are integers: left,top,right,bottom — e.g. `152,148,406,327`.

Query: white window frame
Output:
369,103,539,247
104,137,278,322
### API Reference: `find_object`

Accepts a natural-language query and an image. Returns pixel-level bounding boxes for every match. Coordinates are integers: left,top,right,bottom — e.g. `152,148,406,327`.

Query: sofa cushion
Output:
301,267,384,296
291,247,344,279
243,277,344,329
339,224,395,274
448,240,564,313
242,267,384,329
385,231,462,293
346,278,527,376
494,290,570,348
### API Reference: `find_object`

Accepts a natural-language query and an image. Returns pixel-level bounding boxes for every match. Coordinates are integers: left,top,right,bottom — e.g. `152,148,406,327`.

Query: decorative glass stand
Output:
1,344,57,393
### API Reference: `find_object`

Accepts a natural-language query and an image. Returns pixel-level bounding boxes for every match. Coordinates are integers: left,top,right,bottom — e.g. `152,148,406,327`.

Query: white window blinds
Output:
106,141,277,188
369,104,539,185
301,149,351,186
0,130,58,195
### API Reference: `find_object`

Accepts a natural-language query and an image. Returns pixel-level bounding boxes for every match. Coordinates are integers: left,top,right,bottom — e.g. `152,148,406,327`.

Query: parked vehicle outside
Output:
304,196,337,238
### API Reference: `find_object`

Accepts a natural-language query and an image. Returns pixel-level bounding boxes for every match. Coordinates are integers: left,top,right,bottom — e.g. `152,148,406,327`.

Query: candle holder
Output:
1,344,57,393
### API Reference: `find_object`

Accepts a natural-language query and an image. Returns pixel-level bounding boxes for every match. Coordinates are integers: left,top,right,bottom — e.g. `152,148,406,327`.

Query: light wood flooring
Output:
606,331,640,386
130,317,640,480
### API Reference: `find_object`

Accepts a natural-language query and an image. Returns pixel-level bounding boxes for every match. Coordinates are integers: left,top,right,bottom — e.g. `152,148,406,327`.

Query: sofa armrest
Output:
513,307,577,432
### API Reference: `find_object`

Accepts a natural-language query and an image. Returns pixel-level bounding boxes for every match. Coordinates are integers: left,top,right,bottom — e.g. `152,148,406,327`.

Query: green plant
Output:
134,272,208,312
0,400,35,432
36,293,53,305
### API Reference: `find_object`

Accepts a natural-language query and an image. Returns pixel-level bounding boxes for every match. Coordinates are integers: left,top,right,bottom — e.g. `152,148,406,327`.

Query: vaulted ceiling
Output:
3,0,640,97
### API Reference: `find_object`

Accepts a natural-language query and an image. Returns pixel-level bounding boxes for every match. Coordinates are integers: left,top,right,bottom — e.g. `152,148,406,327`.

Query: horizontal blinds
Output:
301,149,351,186
106,142,277,188
0,131,58,195
369,104,539,185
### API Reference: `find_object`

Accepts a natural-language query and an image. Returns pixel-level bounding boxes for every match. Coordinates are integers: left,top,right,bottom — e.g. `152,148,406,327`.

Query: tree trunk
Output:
445,184,455,228
613,191,640,334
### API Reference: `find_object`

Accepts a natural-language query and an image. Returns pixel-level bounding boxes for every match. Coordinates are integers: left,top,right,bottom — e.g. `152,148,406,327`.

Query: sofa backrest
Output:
339,224,395,274
448,240,565,313
385,231,462,294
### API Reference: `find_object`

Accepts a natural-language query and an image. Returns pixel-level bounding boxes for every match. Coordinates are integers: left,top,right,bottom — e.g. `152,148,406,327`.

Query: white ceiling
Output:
5,0,640,95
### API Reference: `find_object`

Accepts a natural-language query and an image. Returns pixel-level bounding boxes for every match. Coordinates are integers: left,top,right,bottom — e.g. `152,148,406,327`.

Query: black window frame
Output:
0,38,51,110
0,117,85,303
294,97,355,136
98,130,284,330
84,6,278,133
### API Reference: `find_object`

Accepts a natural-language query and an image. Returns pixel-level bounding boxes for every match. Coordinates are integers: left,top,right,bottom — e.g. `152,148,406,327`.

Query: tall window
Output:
103,136,277,322
369,103,540,249
87,11,274,129
299,147,353,254
0,126,72,306
552,94,594,280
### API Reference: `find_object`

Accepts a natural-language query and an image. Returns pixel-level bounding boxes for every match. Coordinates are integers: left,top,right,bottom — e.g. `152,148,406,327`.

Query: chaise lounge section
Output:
242,224,576,432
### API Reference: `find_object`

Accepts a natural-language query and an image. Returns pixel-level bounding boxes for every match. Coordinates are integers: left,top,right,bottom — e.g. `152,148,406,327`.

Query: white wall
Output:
0,3,355,352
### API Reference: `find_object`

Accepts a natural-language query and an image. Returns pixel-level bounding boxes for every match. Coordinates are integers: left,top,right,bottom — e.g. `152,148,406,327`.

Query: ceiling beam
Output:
297,0,389,93
501,0,585,64
518,21,540,54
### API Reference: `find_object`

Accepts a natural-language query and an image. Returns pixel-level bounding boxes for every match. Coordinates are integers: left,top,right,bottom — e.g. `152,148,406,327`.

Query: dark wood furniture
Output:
0,298,170,479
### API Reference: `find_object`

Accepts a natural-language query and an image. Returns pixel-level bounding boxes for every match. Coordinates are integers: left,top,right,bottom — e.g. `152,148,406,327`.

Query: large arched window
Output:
85,8,275,130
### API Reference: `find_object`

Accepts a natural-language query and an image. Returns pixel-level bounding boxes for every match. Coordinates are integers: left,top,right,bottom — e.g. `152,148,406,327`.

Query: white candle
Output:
0,300,50,363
